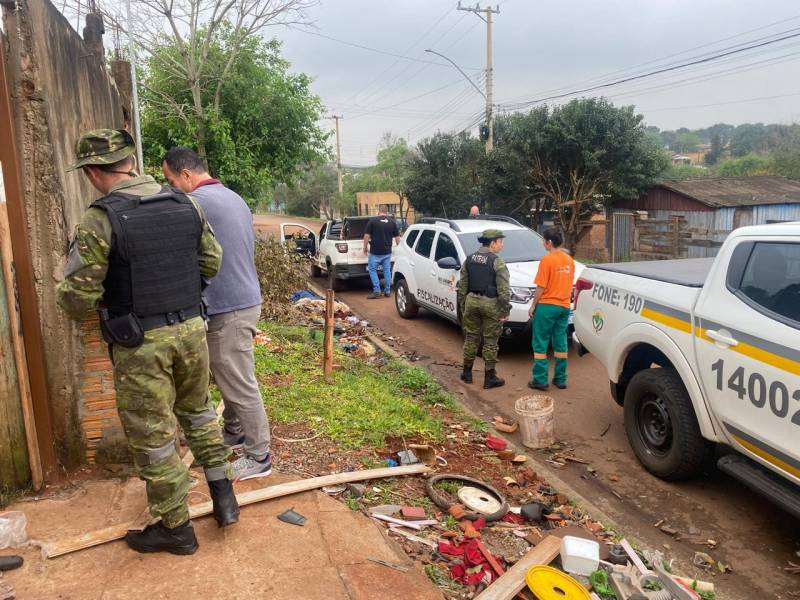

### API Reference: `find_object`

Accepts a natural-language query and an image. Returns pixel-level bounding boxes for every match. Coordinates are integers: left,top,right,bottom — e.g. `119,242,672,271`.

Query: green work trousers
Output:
112,317,231,528
531,303,570,386
462,293,503,369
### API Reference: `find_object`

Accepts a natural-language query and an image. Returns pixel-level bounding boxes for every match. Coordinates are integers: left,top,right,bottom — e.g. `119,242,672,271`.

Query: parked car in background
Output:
573,222,800,517
391,216,584,338
281,216,394,290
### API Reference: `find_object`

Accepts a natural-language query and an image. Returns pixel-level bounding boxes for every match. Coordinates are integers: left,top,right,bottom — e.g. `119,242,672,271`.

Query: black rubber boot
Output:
460,362,473,384
483,369,505,389
124,520,198,555
209,478,240,527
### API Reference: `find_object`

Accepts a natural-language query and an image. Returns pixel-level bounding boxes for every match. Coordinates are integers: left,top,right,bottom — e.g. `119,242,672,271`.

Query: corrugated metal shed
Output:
626,176,800,209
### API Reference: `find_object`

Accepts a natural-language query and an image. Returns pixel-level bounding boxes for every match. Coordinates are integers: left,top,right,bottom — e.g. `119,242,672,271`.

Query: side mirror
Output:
437,256,460,270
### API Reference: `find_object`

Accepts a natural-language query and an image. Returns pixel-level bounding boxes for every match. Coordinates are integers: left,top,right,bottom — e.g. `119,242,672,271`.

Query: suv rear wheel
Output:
623,368,711,481
395,279,419,318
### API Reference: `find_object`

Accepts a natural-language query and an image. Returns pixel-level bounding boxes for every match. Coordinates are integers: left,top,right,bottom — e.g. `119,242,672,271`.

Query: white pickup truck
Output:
573,222,800,517
282,216,393,290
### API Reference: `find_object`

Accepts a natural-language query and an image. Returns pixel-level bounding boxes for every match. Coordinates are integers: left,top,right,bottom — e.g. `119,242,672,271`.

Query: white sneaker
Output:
232,455,273,481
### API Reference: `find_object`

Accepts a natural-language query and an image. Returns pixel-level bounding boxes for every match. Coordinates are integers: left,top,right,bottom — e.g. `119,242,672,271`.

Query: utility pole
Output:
126,0,144,171
457,2,499,153
329,115,343,195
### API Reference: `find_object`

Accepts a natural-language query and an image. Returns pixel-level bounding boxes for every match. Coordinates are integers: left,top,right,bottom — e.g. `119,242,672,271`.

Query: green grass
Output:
255,321,450,447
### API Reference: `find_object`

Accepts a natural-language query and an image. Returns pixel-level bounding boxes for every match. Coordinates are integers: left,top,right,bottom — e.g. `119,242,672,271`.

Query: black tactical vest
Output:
466,251,498,295
91,188,203,318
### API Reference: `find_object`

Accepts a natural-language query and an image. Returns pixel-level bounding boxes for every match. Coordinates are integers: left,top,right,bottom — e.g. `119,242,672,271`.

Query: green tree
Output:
273,164,338,218
715,154,773,176
662,164,709,180
771,149,800,180
404,132,485,219
704,134,724,165
730,123,768,157
671,132,702,153
499,98,668,251
720,154,772,176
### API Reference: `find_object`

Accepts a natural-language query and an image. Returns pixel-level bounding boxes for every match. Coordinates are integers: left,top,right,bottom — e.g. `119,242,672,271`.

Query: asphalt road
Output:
255,213,800,599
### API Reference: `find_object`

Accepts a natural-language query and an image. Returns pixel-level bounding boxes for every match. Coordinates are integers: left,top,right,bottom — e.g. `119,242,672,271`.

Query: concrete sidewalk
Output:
2,473,443,600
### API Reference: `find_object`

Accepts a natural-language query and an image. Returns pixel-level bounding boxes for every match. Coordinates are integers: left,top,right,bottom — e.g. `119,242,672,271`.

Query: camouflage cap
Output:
67,129,136,171
478,228,506,242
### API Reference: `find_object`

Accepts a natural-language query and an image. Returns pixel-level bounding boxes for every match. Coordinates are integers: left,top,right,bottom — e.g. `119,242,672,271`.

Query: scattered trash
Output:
521,502,551,522
608,544,628,566
385,458,399,467
397,450,419,466
693,551,715,569
345,483,365,498
321,484,347,495
560,535,600,576
511,454,528,464
290,290,319,303
400,506,427,520
408,444,436,466
516,394,555,449
368,504,401,517
426,474,509,522
526,565,591,600
0,556,22,572
277,508,306,527
367,557,409,572
0,512,27,549
458,486,504,516
492,415,519,433
485,435,508,451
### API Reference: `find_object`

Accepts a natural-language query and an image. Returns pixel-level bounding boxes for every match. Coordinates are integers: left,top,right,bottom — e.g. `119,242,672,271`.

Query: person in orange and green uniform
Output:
528,227,575,391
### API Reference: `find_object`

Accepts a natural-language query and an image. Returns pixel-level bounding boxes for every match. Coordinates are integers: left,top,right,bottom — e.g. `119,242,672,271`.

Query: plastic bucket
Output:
515,394,554,449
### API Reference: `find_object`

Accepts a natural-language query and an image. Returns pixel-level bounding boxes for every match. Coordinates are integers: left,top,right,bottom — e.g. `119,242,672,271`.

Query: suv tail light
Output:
574,278,593,310
335,243,348,253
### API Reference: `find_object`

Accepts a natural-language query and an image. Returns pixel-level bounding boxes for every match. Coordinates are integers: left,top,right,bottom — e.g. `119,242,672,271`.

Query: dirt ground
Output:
249,212,800,600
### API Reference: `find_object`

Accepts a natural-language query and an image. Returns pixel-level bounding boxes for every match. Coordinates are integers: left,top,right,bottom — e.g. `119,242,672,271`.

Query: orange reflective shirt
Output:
534,250,575,308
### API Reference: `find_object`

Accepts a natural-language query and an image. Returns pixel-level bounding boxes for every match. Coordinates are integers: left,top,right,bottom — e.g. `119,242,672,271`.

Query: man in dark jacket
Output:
363,205,400,299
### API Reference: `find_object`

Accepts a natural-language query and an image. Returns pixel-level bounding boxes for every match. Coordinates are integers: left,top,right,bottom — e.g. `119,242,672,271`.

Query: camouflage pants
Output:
112,317,231,528
462,294,502,368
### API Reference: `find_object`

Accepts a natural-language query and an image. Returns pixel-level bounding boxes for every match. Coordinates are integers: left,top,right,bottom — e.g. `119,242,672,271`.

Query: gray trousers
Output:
206,304,270,460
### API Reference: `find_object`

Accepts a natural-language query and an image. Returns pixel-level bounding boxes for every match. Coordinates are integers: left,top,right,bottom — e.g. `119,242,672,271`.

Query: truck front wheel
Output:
624,368,711,481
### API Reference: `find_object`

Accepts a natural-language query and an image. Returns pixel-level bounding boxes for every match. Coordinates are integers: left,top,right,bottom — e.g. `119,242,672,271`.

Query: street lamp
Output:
424,49,485,98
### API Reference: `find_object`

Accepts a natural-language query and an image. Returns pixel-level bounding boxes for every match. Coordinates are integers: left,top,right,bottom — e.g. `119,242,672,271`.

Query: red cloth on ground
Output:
438,535,503,585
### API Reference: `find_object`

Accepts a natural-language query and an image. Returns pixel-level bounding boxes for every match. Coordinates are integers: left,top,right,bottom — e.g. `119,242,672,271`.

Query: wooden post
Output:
0,202,42,490
323,289,335,383
0,32,57,479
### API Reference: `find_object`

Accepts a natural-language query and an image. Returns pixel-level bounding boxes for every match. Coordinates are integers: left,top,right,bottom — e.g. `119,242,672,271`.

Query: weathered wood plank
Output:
45,464,430,558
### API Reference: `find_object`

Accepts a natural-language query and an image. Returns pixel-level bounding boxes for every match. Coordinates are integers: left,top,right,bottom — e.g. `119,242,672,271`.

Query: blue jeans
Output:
367,253,392,294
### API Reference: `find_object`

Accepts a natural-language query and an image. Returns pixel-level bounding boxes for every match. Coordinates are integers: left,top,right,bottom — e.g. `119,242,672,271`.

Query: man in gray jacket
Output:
162,147,271,480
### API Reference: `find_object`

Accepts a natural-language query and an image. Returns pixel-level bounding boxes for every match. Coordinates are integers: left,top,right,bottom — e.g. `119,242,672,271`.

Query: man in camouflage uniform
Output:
458,229,510,389
56,129,238,555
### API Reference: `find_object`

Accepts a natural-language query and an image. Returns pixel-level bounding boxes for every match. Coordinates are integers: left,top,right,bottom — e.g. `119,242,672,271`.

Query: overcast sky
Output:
276,0,800,166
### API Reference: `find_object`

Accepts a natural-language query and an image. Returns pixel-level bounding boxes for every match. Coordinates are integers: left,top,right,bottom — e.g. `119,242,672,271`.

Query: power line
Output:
336,4,456,110
497,14,800,106
500,28,800,110
638,90,800,113
287,25,481,70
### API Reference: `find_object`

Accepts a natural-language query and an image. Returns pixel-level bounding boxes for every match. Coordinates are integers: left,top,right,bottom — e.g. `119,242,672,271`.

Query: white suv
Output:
392,217,584,337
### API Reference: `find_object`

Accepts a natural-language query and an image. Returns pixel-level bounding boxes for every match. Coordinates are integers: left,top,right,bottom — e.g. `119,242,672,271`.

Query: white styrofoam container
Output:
560,535,600,576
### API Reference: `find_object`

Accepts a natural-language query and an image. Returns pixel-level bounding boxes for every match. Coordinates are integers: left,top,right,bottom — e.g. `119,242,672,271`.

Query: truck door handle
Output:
706,330,738,347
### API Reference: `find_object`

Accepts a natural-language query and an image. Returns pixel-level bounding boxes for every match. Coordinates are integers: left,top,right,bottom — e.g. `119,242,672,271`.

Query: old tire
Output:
623,368,711,481
395,279,419,318
310,263,323,278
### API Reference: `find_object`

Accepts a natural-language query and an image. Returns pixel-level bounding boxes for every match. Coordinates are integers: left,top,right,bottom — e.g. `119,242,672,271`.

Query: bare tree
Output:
530,156,605,253
60,0,317,159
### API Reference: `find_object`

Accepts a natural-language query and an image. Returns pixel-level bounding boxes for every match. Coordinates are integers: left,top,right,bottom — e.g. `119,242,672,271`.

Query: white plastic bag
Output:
0,511,27,549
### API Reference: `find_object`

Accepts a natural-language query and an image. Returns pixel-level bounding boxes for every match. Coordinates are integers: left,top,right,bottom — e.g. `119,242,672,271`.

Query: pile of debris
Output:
322,435,718,600
288,294,377,359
